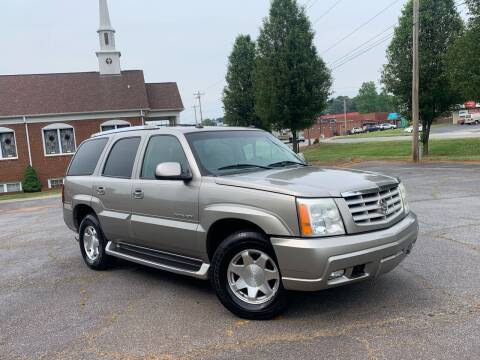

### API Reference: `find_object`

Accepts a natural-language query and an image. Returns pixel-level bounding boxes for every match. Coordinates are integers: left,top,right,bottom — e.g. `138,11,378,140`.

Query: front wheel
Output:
210,231,289,320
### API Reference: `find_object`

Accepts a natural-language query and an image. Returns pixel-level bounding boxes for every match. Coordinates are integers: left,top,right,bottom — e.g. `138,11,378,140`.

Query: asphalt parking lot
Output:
1,162,479,360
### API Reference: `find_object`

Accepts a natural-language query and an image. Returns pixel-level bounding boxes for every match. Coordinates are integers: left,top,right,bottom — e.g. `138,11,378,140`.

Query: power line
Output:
321,0,401,54
306,0,321,10
331,33,394,70
313,0,343,24
329,24,395,67
329,0,468,70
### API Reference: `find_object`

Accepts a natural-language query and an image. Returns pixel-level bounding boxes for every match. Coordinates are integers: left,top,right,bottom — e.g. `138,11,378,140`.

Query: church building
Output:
0,0,184,193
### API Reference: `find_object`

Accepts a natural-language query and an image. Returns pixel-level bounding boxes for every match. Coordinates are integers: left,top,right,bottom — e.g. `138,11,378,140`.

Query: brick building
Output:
0,0,183,194
305,112,390,139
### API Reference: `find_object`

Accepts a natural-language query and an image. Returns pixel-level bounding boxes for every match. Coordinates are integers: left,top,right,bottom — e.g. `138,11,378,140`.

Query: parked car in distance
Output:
349,127,365,134
463,114,480,125
404,125,423,133
378,123,397,130
63,126,418,319
363,124,380,132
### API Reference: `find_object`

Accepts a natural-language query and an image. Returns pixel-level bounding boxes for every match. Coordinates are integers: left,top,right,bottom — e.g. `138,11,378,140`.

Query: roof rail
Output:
90,125,159,138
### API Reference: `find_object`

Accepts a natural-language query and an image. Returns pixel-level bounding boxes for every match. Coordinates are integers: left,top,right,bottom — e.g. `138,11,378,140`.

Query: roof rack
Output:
90,123,200,138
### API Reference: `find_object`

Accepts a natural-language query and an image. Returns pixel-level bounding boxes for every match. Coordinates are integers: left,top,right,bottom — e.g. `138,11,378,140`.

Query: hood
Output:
215,166,398,198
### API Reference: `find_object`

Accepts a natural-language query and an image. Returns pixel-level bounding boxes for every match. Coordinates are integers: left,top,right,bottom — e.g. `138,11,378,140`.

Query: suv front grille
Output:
343,185,403,225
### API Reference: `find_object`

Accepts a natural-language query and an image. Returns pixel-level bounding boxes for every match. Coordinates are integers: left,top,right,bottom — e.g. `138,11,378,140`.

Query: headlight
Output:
297,198,345,237
398,182,410,214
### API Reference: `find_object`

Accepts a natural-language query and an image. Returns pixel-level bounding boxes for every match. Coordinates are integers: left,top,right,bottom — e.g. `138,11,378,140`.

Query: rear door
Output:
130,134,201,258
93,136,142,243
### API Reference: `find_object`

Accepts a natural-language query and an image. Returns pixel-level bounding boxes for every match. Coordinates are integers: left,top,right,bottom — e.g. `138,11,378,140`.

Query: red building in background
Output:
305,112,390,139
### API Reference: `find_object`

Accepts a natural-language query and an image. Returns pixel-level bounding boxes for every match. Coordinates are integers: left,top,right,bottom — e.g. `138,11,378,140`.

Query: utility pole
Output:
412,0,420,163
343,98,347,135
192,104,198,126
194,91,205,125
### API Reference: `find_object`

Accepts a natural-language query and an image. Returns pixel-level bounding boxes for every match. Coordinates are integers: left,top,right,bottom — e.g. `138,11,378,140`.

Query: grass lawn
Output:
335,128,408,139
304,138,480,165
0,189,61,202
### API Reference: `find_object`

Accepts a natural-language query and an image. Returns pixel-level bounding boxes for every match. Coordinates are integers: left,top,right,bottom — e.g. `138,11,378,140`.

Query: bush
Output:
22,166,42,193
313,138,320,144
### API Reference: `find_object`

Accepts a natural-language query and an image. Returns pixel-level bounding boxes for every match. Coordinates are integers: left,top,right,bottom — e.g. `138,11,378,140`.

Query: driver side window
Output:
141,135,190,179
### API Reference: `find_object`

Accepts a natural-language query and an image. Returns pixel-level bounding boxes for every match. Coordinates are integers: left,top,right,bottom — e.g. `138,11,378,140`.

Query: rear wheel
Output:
210,231,289,320
79,214,115,270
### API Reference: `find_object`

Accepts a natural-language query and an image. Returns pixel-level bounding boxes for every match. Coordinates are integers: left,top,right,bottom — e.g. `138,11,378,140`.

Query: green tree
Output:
448,0,480,101
254,0,331,152
22,166,42,193
202,118,217,126
355,82,379,113
354,82,395,113
377,90,395,112
223,35,261,128
325,96,357,114
382,0,463,155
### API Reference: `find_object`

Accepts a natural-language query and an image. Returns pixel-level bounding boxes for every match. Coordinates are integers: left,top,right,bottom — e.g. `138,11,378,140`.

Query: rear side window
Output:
102,137,141,178
67,138,108,176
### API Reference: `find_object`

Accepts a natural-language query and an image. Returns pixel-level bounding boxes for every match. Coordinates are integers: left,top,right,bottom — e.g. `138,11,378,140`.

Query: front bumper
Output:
271,212,418,291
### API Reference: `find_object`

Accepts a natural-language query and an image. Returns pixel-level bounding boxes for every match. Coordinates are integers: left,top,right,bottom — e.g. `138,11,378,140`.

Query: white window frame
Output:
47,178,64,189
0,182,22,193
100,119,131,132
42,123,77,157
0,127,19,161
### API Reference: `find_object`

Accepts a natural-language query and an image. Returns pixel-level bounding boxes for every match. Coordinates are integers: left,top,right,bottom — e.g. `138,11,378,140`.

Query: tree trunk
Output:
292,130,298,153
422,121,431,157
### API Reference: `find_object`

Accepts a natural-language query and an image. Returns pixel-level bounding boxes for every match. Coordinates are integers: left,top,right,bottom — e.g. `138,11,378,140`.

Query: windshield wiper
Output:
268,160,307,168
217,164,272,171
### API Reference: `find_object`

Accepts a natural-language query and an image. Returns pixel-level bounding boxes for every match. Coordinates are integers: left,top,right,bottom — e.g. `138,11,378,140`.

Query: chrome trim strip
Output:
105,241,210,280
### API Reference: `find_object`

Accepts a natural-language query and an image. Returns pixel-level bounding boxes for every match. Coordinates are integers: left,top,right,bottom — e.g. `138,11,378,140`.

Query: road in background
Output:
1,163,479,359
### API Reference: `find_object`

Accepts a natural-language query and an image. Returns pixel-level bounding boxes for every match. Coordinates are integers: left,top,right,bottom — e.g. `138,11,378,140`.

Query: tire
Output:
79,214,115,270
210,231,289,320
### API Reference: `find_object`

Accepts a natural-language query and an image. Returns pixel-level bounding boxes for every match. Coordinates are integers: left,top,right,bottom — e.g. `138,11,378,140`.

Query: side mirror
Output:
155,162,192,181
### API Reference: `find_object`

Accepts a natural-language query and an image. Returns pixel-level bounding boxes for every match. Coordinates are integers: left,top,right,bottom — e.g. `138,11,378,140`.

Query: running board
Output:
105,241,210,280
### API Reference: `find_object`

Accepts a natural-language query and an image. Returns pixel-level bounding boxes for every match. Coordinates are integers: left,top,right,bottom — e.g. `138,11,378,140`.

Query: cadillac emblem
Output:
378,199,388,215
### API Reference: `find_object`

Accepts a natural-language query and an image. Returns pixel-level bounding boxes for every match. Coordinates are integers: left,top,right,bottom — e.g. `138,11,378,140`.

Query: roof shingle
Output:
146,83,184,111
0,70,183,117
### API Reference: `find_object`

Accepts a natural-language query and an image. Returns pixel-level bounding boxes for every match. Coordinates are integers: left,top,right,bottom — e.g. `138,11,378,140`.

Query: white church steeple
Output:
96,0,121,75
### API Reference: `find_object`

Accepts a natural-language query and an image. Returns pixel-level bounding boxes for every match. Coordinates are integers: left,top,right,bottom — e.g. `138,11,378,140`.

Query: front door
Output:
130,134,201,258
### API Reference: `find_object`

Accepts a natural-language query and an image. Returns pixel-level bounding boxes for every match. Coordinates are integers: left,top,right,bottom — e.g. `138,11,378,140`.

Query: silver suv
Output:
63,126,418,319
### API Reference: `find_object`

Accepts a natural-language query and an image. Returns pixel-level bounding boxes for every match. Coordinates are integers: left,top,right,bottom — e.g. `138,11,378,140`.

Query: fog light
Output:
329,269,345,280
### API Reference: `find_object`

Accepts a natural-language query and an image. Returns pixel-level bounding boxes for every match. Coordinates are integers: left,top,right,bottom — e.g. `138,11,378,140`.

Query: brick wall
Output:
0,117,142,190
0,123,30,185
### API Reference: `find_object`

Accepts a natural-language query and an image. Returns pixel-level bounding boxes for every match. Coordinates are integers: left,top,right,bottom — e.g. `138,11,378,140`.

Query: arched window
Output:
100,120,131,132
0,127,18,160
42,123,76,156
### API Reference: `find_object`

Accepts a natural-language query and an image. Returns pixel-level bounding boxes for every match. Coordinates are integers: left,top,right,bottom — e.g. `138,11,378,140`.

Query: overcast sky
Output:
0,0,468,123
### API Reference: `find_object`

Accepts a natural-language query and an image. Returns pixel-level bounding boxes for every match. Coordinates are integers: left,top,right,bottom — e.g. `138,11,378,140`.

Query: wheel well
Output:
206,219,266,261
73,204,96,231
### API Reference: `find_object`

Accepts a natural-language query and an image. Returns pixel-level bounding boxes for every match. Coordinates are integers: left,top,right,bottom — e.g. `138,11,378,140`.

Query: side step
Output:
105,241,210,279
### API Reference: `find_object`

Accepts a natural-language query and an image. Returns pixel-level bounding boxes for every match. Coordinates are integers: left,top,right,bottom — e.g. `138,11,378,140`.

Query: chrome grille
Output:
344,185,403,225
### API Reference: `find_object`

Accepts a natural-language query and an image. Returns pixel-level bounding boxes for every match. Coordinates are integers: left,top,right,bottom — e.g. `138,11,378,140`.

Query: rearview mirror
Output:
155,162,192,181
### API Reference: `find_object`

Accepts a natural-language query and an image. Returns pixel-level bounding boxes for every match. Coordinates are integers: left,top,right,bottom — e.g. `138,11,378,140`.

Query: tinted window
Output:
67,138,108,176
103,137,141,178
141,136,189,179
186,131,303,176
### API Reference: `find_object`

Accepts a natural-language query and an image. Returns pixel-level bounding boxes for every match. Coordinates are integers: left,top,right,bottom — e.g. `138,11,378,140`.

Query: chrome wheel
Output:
83,226,100,261
227,249,280,305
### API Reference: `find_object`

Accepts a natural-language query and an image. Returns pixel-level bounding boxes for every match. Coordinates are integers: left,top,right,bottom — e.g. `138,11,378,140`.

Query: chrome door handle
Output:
96,186,105,195
133,189,144,199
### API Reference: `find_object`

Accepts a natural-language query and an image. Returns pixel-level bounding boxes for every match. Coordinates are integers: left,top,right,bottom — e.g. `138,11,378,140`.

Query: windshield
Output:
185,130,306,176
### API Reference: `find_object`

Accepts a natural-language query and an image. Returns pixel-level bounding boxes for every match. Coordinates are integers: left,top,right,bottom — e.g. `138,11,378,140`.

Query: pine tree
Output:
22,166,42,193
223,35,261,128
254,0,331,152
